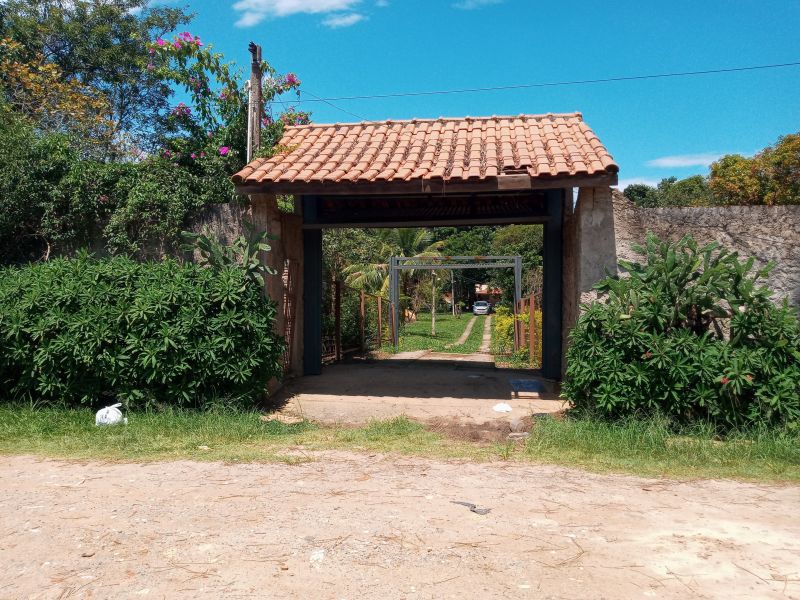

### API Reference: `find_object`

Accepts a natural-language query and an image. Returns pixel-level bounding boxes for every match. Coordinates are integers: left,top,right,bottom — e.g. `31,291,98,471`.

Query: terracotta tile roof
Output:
232,112,617,189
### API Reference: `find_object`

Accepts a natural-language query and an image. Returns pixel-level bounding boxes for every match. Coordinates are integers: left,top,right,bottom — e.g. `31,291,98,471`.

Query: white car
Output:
472,301,490,315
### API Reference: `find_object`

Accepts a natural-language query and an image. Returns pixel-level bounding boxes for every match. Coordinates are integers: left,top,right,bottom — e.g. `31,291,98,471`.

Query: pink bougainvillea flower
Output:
207,131,214,138
219,146,230,156
173,41,181,50
190,153,197,159
156,37,166,46
721,377,730,385
285,73,299,86
149,47,155,55
200,152,206,158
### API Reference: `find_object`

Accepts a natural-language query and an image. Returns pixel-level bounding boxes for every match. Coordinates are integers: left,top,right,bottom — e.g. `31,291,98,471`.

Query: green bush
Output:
562,234,800,431
0,254,285,409
490,305,543,367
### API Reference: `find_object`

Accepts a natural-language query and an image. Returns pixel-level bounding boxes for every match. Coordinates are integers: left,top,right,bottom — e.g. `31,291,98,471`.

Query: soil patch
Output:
3,454,797,599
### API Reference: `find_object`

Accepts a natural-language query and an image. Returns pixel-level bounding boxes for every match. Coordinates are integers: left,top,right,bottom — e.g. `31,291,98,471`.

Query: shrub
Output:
490,305,543,367
562,234,800,431
0,254,285,409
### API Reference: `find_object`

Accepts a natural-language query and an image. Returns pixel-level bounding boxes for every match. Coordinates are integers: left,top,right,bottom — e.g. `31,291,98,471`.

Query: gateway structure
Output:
232,112,619,379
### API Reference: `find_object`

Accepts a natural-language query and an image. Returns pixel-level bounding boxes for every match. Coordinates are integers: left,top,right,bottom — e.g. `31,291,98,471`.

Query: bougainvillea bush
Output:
562,234,800,431
0,254,285,409
0,24,310,263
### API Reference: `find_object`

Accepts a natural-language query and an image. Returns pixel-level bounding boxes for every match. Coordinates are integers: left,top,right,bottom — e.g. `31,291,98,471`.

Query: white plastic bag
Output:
95,403,128,426
492,402,513,413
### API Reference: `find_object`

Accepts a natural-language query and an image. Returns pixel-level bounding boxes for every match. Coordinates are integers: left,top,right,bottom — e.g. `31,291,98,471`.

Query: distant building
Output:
474,284,502,305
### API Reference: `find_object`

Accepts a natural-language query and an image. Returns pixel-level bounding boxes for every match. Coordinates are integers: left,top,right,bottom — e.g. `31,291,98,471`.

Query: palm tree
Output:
344,228,443,299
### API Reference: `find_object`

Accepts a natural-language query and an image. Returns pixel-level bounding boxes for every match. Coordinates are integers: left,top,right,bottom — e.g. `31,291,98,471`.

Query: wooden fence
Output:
322,282,397,363
513,292,541,367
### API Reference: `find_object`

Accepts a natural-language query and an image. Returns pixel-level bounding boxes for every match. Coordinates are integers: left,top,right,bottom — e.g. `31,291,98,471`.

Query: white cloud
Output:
453,0,503,9
646,153,723,168
322,12,366,27
233,0,361,27
613,177,661,190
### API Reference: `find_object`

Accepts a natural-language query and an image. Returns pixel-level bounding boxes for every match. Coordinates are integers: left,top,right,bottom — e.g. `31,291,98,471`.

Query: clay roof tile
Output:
233,113,617,187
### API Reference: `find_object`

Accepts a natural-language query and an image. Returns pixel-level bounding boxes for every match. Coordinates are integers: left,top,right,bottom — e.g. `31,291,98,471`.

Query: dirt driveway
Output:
2,454,798,599
276,361,566,425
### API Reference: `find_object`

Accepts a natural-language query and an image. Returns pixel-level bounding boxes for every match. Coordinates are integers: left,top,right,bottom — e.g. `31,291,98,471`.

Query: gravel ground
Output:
1,453,799,599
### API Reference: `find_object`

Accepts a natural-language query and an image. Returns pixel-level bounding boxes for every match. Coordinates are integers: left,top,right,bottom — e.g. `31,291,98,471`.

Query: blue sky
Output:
164,0,798,187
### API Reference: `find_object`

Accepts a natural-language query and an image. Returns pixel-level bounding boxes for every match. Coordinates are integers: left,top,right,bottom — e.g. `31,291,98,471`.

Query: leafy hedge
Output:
0,255,285,409
562,234,800,431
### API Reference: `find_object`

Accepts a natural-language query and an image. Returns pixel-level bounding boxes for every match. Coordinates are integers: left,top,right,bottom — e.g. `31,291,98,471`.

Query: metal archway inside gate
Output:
388,255,523,349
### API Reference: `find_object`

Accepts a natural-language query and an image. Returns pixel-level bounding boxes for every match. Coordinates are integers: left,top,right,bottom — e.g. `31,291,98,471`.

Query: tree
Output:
0,0,191,155
343,228,442,299
708,154,762,206
661,175,712,206
0,38,113,152
436,226,494,309
490,224,543,304
623,183,659,207
624,176,713,207
0,14,308,262
761,133,800,206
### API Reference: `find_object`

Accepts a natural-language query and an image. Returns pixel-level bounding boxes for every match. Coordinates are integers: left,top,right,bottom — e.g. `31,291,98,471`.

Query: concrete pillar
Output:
561,186,617,373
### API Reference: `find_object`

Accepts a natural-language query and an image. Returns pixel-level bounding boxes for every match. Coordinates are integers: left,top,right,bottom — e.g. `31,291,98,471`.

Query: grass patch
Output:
0,408,489,463
397,313,485,354
0,407,797,481
524,415,800,481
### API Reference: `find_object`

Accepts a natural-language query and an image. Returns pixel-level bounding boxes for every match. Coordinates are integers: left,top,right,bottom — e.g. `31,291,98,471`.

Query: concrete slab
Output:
272,360,566,425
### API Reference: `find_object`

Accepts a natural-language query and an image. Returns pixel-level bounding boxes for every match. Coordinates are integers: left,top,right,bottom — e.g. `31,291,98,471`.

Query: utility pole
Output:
246,42,263,162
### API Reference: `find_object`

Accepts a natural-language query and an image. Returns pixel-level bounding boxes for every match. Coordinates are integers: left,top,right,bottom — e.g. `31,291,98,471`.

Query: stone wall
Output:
612,191,800,307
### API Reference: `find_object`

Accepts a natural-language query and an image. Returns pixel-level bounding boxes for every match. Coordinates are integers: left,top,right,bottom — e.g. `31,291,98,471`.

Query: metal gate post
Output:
389,257,400,350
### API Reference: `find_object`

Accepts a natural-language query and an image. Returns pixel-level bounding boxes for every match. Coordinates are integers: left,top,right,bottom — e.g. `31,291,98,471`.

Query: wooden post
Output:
334,280,342,362
528,292,536,366
247,42,262,162
359,289,366,352
377,296,383,349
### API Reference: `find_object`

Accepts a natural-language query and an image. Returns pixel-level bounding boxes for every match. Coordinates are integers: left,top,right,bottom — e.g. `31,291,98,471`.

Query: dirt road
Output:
1,454,798,599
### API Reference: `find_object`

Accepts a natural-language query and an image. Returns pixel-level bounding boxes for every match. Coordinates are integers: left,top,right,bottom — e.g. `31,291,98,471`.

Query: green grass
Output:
0,408,488,463
397,313,485,353
0,407,797,481
524,415,800,481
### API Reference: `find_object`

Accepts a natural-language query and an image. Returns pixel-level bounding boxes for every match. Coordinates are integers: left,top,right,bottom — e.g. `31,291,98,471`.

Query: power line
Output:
298,88,365,120
270,60,800,105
